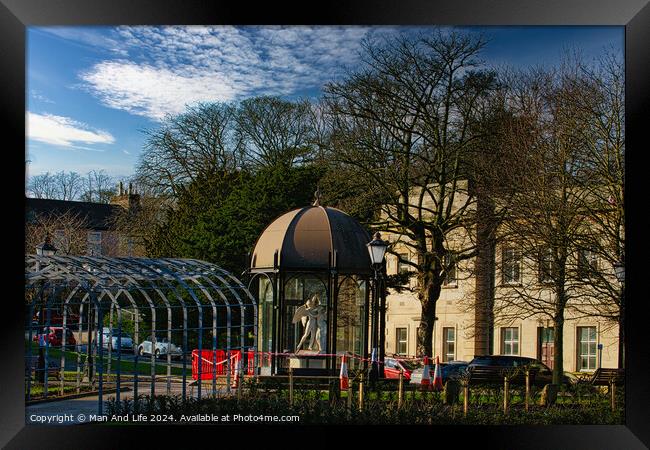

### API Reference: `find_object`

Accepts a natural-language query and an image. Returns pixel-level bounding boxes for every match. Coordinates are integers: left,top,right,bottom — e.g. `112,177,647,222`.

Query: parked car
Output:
96,327,134,352
137,335,183,359
32,327,76,350
467,355,577,385
383,357,422,380
409,360,469,385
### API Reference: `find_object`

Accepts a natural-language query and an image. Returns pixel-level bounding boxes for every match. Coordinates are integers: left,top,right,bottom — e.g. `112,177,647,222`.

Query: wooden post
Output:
347,384,353,412
610,379,616,412
288,368,294,406
398,370,404,409
525,369,530,412
359,373,364,411
463,383,469,417
503,377,509,415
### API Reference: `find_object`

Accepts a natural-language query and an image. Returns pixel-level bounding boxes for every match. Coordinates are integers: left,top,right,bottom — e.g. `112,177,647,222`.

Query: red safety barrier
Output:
191,349,258,380
191,349,226,380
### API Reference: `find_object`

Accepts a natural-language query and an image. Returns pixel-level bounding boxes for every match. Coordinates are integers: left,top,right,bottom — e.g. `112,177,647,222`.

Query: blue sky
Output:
26,25,623,181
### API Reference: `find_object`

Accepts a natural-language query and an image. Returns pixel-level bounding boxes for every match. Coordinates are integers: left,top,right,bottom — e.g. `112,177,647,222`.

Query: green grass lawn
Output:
26,340,185,376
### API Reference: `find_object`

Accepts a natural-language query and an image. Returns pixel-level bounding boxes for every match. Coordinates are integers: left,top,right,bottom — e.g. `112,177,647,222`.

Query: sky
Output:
26,25,623,181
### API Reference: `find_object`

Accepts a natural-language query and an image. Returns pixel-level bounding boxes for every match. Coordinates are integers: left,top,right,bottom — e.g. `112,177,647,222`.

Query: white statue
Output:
292,294,327,353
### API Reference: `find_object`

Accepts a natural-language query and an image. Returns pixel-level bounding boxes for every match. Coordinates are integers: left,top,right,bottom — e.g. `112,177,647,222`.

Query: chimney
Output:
128,182,141,212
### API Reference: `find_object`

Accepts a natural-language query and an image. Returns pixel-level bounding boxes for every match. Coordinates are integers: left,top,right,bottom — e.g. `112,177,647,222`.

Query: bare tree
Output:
558,52,625,367
236,96,316,169
27,172,57,199
491,58,622,382
53,171,84,201
81,169,116,203
110,193,171,257
27,170,85,201
321,31,505,357
26,210,89,255
136,102,244,196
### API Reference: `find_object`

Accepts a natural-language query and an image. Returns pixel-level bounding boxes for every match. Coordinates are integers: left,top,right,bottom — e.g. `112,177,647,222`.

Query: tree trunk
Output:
618,287,625,368
416,279,441,357
552,313,564,385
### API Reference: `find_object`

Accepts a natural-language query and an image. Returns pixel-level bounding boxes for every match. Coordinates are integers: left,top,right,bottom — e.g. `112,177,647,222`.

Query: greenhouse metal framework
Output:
25,255,257,414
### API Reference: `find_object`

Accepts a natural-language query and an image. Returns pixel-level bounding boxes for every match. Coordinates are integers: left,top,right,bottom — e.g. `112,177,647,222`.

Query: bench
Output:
589,368,624,387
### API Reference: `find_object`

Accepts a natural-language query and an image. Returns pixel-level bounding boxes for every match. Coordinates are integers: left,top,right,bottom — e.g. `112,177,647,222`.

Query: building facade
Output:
382,184,620,373
25,184,143,257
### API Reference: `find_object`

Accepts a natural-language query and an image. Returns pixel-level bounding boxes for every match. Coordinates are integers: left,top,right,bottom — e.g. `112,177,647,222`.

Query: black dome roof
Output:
251,205,371,274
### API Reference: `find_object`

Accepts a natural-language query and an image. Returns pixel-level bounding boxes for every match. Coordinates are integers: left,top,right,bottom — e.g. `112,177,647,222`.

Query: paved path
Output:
26,381,235,425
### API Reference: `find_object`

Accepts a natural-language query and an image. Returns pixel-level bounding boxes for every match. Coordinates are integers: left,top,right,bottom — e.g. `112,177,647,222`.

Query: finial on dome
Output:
313,187,322,206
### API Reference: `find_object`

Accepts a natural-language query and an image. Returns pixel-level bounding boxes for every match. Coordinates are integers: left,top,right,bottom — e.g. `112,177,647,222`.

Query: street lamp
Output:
36,234,58,257
613,261,625,369
35,235,57,383
367,232,388,384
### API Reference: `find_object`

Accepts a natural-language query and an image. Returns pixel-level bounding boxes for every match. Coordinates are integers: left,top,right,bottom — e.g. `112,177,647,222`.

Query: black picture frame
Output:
2,0,648,448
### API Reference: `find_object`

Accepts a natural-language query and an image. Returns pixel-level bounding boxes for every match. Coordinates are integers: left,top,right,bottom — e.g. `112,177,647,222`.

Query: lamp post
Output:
35,235,57,383
367,232,388,384
613,261,625,369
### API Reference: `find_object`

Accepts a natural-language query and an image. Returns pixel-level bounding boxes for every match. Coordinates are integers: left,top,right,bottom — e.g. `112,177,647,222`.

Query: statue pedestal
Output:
289,351,326,369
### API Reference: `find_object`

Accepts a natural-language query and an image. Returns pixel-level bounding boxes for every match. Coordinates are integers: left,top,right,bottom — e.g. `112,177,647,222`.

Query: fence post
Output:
610,379,616,412
358,373,364,411
288,368,294,406
525,370,530,412
398,369,404,409
463,382,469,417
503,376,510,415
347,382,353,419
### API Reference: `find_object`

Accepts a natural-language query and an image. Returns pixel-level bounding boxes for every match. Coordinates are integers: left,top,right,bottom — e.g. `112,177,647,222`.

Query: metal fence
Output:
25,255,257,414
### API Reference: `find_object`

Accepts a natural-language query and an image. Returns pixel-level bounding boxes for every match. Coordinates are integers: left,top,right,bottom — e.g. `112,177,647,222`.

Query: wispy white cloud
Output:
27,112,115,147
78,26,401,121
39,27,129,56
30,89,55,104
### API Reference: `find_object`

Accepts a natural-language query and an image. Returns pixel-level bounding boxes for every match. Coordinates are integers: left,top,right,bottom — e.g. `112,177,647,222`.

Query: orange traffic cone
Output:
340,354,349,390
421,356,431,388
432,356,443,391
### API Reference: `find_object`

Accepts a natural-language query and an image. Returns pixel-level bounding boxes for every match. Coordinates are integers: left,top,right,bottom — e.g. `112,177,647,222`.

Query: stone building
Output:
383,183,620,373
25,182,143,257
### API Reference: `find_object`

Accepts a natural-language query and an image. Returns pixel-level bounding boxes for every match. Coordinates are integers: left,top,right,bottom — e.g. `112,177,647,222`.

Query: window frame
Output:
577,248,599,279
538,247,555,285
395,327,408,355
576,326,597,372
397,253,411,275
442,326,455,362
442,253,458,287
501,327,520,356
501,246,522,285
87,230,103,256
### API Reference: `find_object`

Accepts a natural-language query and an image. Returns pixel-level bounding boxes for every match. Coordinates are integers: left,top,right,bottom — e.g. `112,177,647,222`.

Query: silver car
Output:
97,327,134,352
137,335,183,359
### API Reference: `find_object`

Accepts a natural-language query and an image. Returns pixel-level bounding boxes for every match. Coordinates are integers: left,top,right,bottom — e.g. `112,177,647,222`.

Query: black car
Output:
409,360,469,385
467,355,577,385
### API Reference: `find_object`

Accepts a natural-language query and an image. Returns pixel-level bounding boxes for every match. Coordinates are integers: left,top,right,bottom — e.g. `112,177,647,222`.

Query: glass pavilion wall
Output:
25,255,256,415
251,269,369,375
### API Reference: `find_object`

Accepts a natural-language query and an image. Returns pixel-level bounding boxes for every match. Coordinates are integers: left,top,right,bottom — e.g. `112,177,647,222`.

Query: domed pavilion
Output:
247,199,374,376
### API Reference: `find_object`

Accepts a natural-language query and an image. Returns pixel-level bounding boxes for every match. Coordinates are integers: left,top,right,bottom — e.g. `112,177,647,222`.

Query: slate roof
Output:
25,198,124,231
